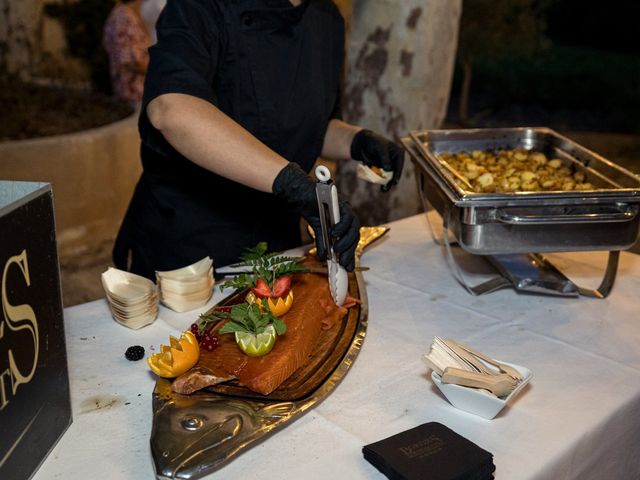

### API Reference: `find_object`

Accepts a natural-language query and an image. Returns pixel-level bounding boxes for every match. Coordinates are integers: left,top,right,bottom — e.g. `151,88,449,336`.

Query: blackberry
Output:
125,345,145,361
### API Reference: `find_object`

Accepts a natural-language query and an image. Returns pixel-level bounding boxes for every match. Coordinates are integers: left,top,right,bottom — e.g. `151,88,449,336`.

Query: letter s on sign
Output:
1,250,39,395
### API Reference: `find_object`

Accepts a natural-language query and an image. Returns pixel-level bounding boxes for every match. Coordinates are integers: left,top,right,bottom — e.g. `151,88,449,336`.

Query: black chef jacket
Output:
113,0,345,279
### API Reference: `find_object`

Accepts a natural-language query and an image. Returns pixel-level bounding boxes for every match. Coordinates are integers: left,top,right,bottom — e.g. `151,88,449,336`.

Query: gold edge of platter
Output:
307,225,390,258
149,228,385,479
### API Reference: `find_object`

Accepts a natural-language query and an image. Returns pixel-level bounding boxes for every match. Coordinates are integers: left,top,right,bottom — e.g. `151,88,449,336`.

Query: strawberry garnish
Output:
251,278,272,298
272,275,292,298
251,275,292,299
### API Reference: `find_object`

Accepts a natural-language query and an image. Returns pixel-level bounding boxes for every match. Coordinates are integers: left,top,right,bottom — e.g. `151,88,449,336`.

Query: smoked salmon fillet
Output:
173,271,349,396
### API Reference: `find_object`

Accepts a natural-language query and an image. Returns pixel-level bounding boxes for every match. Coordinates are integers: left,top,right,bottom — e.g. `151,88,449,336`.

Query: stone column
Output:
337,0,462,225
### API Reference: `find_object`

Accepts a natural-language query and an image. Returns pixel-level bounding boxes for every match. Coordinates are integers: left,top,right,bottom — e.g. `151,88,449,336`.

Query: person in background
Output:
113,0,404,279
140,0,166,44
103,0,151,105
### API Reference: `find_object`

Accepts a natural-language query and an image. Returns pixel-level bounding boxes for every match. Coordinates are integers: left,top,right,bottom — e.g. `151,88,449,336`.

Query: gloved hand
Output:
273,163,360,272
350,129,405,192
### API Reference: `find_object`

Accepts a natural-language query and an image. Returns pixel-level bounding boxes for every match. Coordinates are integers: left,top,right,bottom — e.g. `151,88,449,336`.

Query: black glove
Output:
273,163,360,272
350,129,405,192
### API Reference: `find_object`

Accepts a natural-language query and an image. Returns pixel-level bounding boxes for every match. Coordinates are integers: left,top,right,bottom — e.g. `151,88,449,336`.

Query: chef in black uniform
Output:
113,0,404,279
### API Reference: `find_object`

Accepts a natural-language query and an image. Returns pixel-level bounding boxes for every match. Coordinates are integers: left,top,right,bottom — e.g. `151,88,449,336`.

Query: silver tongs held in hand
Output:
315,165,339,261
315,165,348,306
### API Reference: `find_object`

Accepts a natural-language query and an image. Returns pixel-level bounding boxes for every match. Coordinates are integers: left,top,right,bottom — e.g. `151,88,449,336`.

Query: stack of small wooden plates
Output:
156,257,214,313
101,268,159,329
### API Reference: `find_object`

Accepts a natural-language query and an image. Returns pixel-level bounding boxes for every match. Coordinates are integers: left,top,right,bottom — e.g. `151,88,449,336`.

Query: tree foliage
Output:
458,0,549,65
456,0,550,123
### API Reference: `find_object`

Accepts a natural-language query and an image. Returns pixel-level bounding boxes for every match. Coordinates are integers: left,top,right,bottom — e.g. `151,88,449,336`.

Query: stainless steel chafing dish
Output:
402,127,640,255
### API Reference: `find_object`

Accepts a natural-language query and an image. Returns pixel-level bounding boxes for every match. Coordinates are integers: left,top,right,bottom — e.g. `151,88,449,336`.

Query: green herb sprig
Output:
197,309,228,336
220,242,308,291
217,301,286,336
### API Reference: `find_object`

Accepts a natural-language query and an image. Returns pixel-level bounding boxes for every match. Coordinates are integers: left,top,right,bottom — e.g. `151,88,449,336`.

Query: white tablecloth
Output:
33,214,640,480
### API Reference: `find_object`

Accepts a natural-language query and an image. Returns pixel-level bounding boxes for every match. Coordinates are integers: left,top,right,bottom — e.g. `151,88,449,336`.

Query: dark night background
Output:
448,0,640,135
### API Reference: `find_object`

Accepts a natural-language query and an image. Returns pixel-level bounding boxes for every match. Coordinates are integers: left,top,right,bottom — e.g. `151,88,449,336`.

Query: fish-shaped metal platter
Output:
150,227,389,479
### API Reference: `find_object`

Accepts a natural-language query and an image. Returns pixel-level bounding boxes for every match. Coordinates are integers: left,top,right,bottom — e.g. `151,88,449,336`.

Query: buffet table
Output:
33,213,640,480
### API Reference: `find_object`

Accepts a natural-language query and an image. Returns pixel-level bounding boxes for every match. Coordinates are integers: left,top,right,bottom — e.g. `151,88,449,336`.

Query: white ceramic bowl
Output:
431,362,532,419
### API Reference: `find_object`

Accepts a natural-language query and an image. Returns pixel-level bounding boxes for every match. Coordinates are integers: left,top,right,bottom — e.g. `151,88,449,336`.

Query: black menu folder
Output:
362,422,495,480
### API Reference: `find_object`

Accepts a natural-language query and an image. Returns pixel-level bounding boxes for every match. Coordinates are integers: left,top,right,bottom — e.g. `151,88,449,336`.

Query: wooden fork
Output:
441,367,517,398
447,340,524,382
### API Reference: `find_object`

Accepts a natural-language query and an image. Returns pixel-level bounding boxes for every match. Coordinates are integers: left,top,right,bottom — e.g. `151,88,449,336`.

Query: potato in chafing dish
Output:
438,149,594,193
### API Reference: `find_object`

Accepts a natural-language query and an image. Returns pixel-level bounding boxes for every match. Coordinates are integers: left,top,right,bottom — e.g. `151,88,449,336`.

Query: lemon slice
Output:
235,324,277,357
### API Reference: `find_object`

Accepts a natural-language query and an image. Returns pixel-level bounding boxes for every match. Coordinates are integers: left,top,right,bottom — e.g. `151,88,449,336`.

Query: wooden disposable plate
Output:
101,267,156,303
356,163,393,185
156,257,213,280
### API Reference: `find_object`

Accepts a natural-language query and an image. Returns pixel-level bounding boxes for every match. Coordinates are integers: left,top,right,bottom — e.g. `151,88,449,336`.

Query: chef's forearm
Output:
147,93,287,193
321,119,363,161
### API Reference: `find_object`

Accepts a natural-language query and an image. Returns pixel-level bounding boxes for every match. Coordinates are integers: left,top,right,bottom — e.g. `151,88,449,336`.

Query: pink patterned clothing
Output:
103,3,151,104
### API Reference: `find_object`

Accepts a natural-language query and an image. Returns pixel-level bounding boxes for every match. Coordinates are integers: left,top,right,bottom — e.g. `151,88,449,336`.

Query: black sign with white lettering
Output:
0,185,71,479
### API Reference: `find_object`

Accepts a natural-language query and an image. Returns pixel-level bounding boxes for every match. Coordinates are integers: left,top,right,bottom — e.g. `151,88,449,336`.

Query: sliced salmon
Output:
173,270,351,396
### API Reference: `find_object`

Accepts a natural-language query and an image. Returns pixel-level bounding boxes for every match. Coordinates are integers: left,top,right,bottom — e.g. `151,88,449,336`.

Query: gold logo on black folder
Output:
0,250,39,410
399,435,446,459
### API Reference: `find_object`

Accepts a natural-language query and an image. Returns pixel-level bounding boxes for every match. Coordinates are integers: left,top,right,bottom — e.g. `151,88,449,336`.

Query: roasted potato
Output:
438,149,593,193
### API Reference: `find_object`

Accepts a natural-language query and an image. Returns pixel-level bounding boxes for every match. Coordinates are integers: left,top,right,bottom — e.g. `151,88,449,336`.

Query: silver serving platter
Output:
150,227,388,479
402,127,640,255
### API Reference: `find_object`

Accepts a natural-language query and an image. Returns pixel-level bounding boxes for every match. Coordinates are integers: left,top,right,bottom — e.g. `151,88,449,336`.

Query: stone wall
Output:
0,113,141,258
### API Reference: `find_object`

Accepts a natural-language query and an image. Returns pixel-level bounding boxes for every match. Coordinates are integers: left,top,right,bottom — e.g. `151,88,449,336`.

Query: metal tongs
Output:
315,165,348,306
